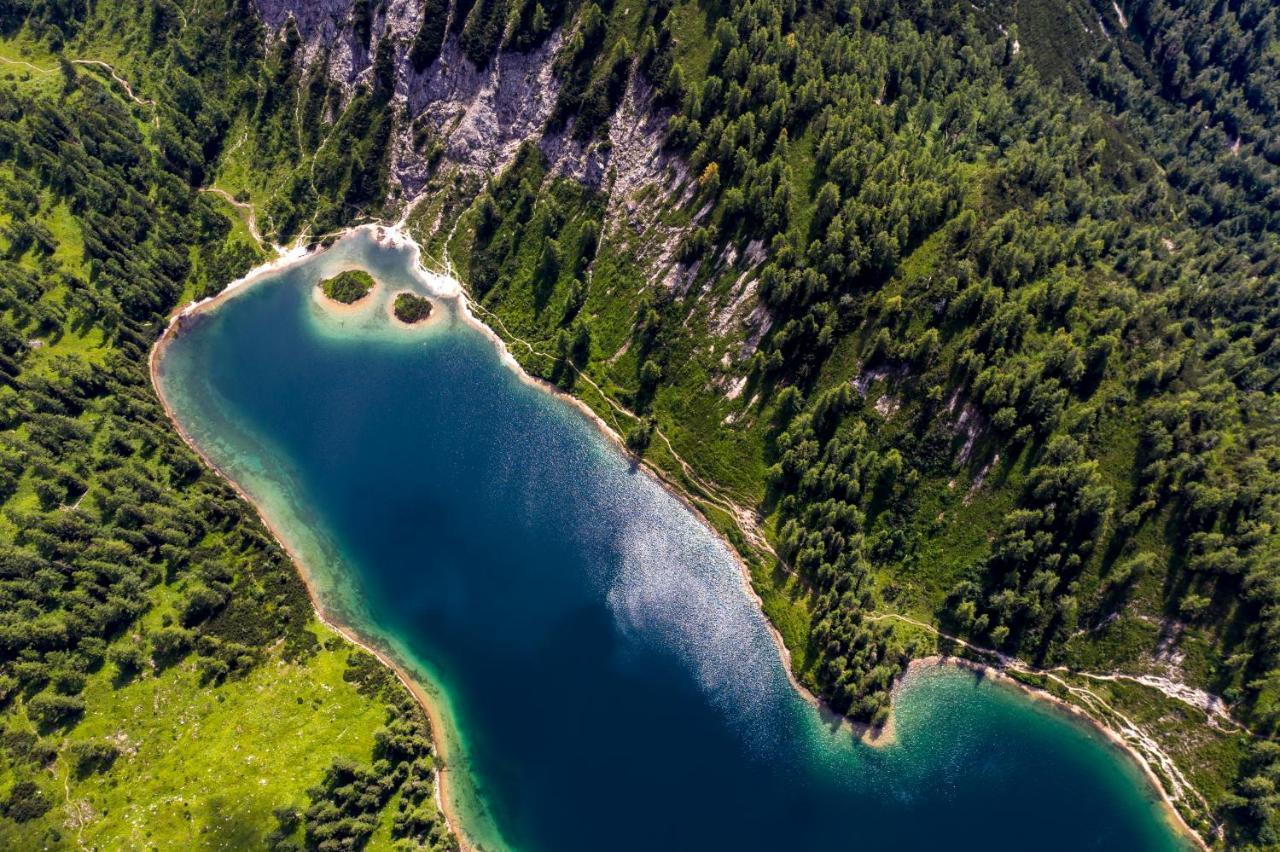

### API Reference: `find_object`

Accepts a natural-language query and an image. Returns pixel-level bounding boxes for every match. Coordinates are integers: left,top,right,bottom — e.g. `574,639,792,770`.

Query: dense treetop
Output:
321,269,376,304
393,291,433,323
2,0,1280,846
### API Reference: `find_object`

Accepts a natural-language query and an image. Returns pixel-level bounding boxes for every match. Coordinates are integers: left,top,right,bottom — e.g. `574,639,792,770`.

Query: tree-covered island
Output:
393,292,434,324
320,270,376,304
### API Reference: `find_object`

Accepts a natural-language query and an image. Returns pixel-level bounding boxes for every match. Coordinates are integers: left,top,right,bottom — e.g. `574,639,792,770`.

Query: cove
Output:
153,228,1188,852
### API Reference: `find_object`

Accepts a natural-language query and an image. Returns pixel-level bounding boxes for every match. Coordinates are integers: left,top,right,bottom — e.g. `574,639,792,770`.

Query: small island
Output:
319,269,375,304
393,292,433,324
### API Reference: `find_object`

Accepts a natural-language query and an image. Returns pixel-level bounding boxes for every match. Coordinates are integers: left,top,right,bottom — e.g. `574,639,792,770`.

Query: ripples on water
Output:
157,228,1188,852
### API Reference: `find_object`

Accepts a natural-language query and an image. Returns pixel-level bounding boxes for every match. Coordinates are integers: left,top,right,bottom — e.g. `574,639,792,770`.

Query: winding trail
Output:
70,59,155,106
407,191,1228,846
1059,670,1240,732
0,54,155,121
0,55,53,74
868,612,1224,844
200,186,266,249
867,611,1242,731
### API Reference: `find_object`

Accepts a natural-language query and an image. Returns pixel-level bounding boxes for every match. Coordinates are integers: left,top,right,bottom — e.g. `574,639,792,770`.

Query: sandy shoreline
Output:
149,223,1207,852
149,236,477,851
314,281,377,315
385,288,442,328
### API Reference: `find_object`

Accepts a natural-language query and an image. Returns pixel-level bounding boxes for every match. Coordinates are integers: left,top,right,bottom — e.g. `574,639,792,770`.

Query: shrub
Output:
69,740,120,777
108,644,145,681
2,779,51,822
151,627,194,668
27,693,85,730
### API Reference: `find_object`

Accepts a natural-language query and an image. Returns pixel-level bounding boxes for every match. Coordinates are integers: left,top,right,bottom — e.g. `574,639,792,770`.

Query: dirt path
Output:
199,186,265,248
70,59,155,106
0,55,54,74
868,611,1224,843
0,54,155,119
1061,670,1242,732
867,611,1242,731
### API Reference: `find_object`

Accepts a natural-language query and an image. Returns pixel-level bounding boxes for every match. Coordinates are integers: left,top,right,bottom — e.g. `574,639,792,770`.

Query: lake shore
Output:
150,223,881,847
150,223,1205,852
149,236,478,852
399,226,1208,848
900,656,1207,849
393,233,899,751
314,278,378,315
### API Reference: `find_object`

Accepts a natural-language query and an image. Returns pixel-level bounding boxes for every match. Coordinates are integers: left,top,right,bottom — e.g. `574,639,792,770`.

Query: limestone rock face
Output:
251,0,567,195
251,1,766,386
250,0,682,202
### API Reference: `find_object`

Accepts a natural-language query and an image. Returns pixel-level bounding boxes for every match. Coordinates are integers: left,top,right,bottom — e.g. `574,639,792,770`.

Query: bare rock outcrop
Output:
252,0,685,212
253,0,565,196
252,0,765,395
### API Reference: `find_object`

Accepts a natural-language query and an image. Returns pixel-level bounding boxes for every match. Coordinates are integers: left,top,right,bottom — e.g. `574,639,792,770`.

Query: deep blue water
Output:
156,229,1185,851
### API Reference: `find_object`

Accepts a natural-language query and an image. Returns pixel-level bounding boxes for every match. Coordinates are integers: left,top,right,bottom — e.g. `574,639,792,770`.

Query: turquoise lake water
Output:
155,229,1187,851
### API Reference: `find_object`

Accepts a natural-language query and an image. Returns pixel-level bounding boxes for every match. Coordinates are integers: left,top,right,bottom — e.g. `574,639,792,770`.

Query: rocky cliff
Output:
254,0,670,202
251,0,771,376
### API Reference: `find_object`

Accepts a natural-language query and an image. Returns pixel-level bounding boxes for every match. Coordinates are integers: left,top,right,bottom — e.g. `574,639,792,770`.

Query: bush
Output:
2,779,51,822
151,627,194,668
52,669,86,696
27,693,85,730
108,644,145,681
181,583,229,627
625,418,655,455
0,730,56,766
69,740,120,777
196,656,230,685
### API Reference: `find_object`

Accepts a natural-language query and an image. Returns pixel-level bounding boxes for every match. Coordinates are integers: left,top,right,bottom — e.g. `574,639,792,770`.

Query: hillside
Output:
2,0,1279,848
0,6,455,850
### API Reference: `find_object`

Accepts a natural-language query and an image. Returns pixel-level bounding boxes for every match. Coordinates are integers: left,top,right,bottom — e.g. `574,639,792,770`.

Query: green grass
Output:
211,116,292,226
749,557,815,675
667,0,715,89
0,624,395,849
0,38,63,96
0,29,429,846
1060,672,1247,834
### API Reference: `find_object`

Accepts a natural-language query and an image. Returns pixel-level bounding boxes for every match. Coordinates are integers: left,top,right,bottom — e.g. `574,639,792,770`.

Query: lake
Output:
154,227,1187,851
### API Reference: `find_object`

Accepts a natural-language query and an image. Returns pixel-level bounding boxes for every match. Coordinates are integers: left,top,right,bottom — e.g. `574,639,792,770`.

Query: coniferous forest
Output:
1,0,1279,847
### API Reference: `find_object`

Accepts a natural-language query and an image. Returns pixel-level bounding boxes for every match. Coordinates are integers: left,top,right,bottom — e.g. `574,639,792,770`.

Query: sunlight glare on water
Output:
156,227,1189,852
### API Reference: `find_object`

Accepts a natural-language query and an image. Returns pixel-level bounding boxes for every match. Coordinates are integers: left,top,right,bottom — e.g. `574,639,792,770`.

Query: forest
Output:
0,0,1278,848
427,0,1280,845
0,2,454,848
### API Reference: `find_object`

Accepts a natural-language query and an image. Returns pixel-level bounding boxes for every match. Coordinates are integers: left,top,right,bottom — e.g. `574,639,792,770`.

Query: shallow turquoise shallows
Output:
155,229,1187,852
